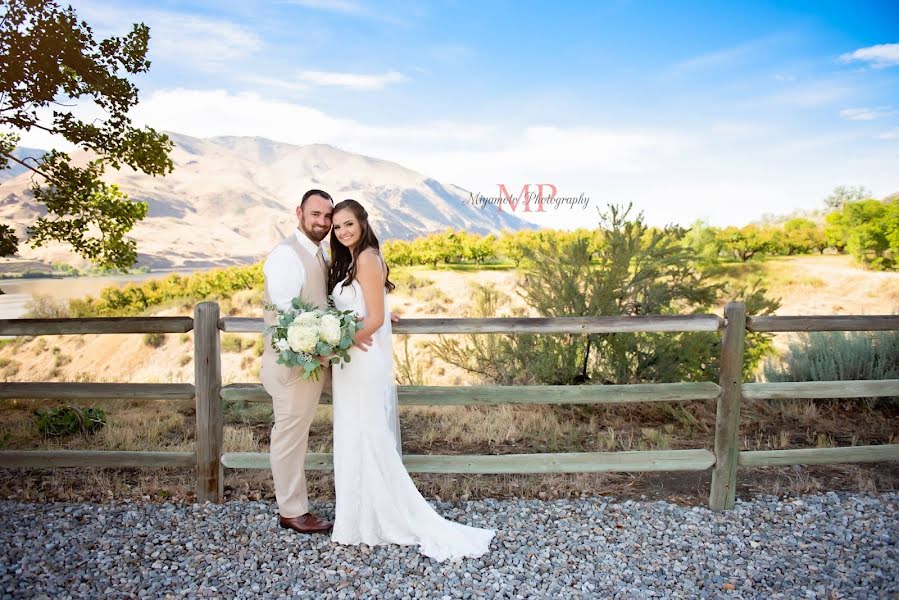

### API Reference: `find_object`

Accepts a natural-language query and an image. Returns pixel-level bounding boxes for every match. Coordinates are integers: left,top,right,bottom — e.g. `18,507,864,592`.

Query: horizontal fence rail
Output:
221,449,717,474
220,314,725,334
0,316,194,336
1,304,897,509
739,445,899,467
0,450,195,469
743,380,899,400
746,315,899,332
221,380,899,405
0,382,196,401
220,382,723,405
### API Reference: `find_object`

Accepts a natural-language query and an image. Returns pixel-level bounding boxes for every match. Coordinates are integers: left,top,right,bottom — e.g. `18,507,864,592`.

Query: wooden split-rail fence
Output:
1,302,897,510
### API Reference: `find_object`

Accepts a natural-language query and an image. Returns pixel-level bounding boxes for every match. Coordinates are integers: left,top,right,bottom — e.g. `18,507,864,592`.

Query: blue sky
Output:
20,0,899,228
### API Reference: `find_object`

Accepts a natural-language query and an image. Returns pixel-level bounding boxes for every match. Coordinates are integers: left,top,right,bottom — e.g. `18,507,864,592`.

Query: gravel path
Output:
1,492,896,599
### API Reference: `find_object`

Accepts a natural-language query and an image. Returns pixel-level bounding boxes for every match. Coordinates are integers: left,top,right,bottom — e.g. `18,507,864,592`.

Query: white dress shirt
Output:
263,229,328,311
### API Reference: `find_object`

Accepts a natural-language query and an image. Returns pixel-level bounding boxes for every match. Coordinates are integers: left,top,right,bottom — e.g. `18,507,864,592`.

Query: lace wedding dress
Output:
329,269,495,562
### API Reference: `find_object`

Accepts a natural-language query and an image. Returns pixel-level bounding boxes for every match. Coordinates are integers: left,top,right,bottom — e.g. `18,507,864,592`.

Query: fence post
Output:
709,301,747,511
194,302,223,503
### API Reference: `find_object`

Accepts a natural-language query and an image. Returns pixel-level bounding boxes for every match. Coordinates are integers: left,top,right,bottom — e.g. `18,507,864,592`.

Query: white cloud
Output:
668,32,792,75
282,0,367,15
839,43,899,68
147,14,262,70
772,79,852,107
238,75,310,94
296,70,408,90
876,129,899,140
840,106,894,120
124,89,498,152
13,88,899,230
672,44,757,74
280,0,410,25
71,2,262,72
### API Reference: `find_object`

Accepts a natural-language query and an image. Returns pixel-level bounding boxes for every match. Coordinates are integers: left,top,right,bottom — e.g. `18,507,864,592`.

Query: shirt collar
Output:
294,228,324,257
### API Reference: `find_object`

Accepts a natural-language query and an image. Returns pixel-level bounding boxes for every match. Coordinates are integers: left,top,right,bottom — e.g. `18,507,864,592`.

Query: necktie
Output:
316,246,328,270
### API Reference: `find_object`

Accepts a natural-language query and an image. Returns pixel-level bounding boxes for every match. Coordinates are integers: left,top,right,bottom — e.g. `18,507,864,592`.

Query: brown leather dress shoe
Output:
278,512,333,534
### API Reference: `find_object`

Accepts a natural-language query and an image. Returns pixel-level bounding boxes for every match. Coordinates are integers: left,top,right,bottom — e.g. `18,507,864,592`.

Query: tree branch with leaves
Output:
0,0,172,268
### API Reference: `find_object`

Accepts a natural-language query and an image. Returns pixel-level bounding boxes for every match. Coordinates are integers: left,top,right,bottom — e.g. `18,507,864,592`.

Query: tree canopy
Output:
0,0,172,268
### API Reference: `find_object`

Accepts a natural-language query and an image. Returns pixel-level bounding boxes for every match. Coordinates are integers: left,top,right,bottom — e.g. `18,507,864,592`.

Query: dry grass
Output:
0,398,194,452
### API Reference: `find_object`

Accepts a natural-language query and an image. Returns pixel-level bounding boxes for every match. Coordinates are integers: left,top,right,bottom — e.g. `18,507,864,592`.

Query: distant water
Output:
0,269,202,319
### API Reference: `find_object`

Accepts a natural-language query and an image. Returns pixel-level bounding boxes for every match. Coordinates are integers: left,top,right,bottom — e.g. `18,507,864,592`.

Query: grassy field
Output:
0,254,896,504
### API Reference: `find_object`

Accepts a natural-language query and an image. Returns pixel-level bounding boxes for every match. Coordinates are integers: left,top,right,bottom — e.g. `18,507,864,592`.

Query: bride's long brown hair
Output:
328,199,396,294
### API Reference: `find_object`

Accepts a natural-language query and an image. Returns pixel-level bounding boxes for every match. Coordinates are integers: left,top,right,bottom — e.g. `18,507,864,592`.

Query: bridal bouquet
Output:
263,297,363,382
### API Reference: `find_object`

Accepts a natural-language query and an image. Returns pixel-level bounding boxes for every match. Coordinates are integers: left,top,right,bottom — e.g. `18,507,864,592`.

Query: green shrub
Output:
825,197,898,271
24,294,70,318
394,336,426,385
764,331,899,405
143,333,165,348
0,358,19,378
67,262,264,317
221,334,244,353
429,204,780,385
34,405,106,437
390,270,434,292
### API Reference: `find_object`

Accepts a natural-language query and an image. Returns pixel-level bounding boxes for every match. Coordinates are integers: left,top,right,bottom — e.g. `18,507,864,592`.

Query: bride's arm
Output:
352,250,386,350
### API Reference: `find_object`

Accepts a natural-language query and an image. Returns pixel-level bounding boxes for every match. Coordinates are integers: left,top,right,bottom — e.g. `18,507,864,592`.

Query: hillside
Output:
0,133,535,269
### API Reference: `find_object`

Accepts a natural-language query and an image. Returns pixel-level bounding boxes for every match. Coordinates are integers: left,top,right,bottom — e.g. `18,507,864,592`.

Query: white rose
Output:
294,311,320,328
275,338,290,352
286,322,319,354
320,314,341,345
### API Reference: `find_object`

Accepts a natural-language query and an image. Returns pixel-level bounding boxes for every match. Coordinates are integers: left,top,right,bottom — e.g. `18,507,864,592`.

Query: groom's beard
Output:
302,222,329,243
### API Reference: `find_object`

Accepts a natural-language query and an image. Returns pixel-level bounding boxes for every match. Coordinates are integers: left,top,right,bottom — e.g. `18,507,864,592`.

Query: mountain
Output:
0,147,45,183
0,133,536,268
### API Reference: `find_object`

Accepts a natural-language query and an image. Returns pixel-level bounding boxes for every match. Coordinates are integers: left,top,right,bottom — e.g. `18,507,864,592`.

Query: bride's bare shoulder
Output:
360,247,383,259
356,248,387,277
355,248,381,269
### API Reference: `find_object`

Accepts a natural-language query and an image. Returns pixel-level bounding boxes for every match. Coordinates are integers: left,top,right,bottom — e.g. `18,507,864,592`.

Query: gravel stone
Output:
0,492,896,598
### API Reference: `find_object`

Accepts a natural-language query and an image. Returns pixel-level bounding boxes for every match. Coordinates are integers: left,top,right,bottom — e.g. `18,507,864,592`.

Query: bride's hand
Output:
353,331,373,352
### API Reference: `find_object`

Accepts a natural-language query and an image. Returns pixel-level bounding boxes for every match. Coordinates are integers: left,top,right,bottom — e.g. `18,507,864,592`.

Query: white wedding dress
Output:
329,269,495,562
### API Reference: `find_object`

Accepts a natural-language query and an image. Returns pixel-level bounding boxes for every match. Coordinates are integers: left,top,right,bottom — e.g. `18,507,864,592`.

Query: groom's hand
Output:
317,355,331,366
390,311,400,323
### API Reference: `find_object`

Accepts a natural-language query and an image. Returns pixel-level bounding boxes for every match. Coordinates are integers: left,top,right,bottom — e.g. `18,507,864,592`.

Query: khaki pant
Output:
260,350,331,517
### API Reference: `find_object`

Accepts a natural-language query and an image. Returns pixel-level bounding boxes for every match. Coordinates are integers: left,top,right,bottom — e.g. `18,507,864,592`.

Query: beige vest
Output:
262,234,328,353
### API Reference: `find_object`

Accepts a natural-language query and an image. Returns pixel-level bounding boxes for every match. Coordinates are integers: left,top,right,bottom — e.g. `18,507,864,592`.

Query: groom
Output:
261,188,397,534
261,189,337,533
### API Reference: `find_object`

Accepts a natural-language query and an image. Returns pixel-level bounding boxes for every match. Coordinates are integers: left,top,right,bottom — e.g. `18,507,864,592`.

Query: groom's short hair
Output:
300,189,333,208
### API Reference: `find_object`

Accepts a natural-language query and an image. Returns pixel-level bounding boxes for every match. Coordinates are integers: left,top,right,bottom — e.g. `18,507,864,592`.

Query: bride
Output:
326,199,495,562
